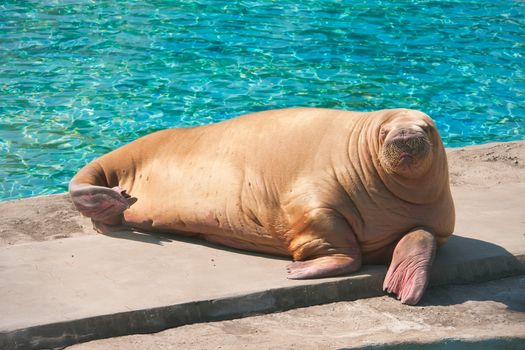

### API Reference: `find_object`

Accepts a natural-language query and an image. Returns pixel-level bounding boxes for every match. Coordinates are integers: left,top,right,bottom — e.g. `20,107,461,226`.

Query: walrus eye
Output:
413,122,429,134
380,128,388,140
421,124,431,134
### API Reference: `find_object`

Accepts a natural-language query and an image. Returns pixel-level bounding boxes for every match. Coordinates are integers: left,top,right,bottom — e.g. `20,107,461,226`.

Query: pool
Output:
0,0,524,201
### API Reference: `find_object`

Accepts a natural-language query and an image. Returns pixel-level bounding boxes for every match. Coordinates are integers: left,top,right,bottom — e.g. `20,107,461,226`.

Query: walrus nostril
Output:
397,128,419,137
390,129,424,144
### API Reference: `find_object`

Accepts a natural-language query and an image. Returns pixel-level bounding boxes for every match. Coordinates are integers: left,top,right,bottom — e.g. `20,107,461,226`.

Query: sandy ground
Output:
1,141,524,349
1,141,523,247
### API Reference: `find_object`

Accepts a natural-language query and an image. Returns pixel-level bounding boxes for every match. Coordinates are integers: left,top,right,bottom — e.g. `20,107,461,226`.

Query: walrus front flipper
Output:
70,184,137,233
285,208,362,280
383,229,436,305
287,255,360,279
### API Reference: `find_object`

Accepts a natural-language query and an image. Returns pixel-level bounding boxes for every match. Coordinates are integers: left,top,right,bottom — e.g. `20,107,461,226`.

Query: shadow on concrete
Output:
105,231,525,294
420,235,525,312
105,229,290,261
106,230,177,245
435,235,520,263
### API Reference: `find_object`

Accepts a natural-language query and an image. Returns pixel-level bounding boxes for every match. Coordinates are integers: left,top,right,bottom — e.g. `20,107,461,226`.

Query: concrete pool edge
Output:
1,253,524,350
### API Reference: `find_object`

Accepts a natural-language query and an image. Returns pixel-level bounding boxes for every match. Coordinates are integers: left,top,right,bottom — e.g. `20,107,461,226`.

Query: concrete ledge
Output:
0,265,386,350
2,255,524,350
0,237,523,349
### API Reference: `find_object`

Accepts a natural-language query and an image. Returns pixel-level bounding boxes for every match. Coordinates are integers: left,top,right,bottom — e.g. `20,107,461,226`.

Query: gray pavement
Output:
1,182,524,349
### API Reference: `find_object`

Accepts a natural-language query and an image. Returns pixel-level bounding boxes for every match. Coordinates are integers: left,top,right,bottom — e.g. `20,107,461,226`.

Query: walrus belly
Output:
120,171,289,256
124,204,289,256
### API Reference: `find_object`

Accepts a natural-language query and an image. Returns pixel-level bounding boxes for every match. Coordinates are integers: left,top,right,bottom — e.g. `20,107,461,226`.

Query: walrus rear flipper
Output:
69,163,137,233
69,184,137,233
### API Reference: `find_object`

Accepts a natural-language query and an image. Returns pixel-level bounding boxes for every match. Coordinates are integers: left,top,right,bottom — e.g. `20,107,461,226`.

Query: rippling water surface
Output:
1,0,524,200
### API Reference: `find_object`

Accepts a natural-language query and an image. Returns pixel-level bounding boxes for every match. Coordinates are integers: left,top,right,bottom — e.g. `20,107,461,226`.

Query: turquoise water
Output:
1,1,524,201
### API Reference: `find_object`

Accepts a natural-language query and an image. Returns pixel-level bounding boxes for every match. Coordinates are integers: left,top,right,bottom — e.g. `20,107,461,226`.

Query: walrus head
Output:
378,111,435,179
369,109,449,204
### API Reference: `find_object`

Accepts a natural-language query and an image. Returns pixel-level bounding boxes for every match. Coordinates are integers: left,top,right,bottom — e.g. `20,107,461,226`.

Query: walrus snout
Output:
380,126,433,176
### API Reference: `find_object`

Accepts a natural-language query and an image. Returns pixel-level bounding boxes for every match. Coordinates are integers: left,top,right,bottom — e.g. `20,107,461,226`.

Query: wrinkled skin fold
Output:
69,108,455,305
383,229,437,305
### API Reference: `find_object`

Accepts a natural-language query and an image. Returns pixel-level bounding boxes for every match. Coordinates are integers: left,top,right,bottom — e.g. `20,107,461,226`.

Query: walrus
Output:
69,108,455,305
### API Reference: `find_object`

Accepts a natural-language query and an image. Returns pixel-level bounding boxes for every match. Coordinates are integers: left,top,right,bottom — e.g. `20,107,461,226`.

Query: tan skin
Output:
70,108,455,305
